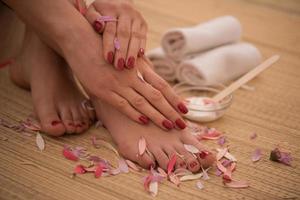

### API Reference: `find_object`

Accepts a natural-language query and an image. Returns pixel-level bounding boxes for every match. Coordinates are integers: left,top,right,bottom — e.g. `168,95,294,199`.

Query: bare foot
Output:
93,99,215,172
9,28,95,136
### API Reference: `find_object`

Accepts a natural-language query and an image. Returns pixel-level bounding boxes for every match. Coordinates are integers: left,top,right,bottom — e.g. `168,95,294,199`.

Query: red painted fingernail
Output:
76,124,82,128
68,122,74,126
117,58,125,70
93,20,103,33
162,120,174,130
107,51,114,64
138,48,145,57
177,102,188,114
126,56,135,69
175,118,186,129
199,151,209,159
139,116,149,124
189,161,198,168
51,120,61,126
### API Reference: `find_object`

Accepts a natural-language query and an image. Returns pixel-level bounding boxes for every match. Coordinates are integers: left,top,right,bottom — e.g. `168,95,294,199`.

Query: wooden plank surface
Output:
0,0,300,200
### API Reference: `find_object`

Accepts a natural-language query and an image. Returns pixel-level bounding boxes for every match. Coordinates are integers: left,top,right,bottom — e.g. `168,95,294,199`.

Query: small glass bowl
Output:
174,84,233,122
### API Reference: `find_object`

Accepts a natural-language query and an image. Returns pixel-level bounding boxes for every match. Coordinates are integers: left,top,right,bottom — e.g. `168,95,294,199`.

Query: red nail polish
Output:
93,20,103,33
175,118,186,129
179,162,186,168
82,122,86,125
68,122,74,126
199,151,209,159
76,124,82,128
162,120,173,130
177,102,188,114
107,51,114,64
139,116,149,124
51,120,61,126
138,48,145,57
117,58,125,70
126,56,135,69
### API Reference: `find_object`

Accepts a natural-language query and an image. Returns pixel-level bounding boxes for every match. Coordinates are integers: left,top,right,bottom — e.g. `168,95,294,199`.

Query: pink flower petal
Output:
270,148,293,166
183,144,199,154
138,137,147,156
216,161,227,174
137,70,145,83
157,167,168,177
216,148,228,161
63,146,78,161
143,174,154,191
167,154,177,175
224,180,249,188
196,181,204,190
218,136,226,146
125,160,141,171
200,128,222,140
201,166,210,180
114,38,121,50
95,164,103,178
118,158,129,173
168,173,180,186
74,165,86,174
36,132,45,151
252,148,262,162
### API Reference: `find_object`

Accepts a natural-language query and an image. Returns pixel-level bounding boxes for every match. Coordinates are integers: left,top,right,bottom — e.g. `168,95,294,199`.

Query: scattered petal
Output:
201,166,210,180
250,132,257,140
216,161,227,174
224,180,249,188
168,173,180,186
184,144,199,154
125,160,141,171
36,132,45,151
81,99,95,111
216,148,228,161
217,148,237,162
252,148,262,162
137,70,145,83
74,165,86,174
196,181,204,190
91,136,119,157
179,172,203,181
167,154,177,175
157,167,168,177
218,136,226,146
118,158,129,173
94,120,103,128
200,128,223,140
63,146,79,161
270,148,293,166
98,16,118,22
149,181,158,197
114,38,121,50
95,164,103,178
138,137,147,156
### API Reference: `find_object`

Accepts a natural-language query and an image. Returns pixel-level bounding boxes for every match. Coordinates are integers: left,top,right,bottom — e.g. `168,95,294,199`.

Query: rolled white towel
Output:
161,16,242,61
176,42,262,86
146,47,177,82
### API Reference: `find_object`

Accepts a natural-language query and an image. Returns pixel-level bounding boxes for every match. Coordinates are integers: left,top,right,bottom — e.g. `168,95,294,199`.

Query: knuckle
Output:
155,79,169,90
132,96,145,107
150,89,163,101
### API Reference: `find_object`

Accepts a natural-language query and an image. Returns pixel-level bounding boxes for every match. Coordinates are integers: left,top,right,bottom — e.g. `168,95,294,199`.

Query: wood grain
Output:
0,0,299,199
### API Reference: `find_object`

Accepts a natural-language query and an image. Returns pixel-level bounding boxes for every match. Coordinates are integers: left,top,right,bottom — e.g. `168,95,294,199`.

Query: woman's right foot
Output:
9,28,95,136
93,99,215,172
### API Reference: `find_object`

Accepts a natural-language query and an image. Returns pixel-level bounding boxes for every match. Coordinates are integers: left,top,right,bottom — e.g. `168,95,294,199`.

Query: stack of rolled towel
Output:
147,16,262,86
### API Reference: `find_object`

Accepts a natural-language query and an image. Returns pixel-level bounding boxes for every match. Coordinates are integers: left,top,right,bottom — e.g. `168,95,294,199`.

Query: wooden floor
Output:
0,0,300,199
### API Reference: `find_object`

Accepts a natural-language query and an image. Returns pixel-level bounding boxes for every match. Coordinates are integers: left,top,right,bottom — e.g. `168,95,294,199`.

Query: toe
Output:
79,106,90,131
71,107,84,134
59,107,76,134
175,144,200,173
163,146,186,170
35,101,65,136
81,99,96,125
151,148,169,171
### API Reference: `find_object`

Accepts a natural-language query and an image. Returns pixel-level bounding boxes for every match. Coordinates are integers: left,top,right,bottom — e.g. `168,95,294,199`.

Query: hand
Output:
85,0,147,70
81,57,188,131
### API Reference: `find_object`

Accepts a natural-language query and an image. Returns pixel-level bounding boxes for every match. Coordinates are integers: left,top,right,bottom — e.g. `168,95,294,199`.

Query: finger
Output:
104,91,149,125
114,15,132,70
133,79,186,129
118,87,174,131
125,20,143,69
142,65,189,115
85,4,105,33
138,23,147,57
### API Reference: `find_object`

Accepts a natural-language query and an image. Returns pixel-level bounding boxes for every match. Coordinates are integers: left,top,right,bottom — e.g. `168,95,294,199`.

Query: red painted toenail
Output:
82,122,86,125
177,102,188,114
199,151,209,159
138,48,145,57
162,120,174,130
175,118,186,129
51,120,61,126
179,162,186,168
126,56,135,69
107,51,114,64
76,124,82,128
117,58,125,70
139,116,149,125
93,20,103,33
68,122,74,126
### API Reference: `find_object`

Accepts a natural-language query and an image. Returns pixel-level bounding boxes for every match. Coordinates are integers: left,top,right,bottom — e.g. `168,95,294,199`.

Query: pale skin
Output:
9,27,215,171
3,0,189,131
